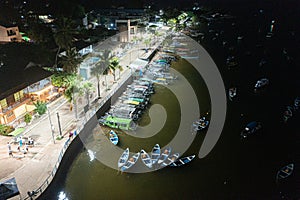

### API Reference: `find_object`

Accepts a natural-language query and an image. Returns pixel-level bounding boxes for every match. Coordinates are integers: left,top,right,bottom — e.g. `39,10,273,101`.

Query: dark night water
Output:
39,2,300,199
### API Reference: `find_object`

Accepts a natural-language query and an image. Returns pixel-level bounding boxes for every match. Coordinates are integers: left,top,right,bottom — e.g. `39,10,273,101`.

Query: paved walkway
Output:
0,32,164,199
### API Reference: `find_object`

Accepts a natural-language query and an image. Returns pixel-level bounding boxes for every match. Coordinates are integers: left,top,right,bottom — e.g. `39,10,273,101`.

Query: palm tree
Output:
82,81,94,109
109,57,122,81
59,48,83,73
53,17,75,67
100,50,113,89
90,61,105,99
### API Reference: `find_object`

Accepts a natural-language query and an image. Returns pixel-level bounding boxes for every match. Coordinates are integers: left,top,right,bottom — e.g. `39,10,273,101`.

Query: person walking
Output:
7,142,13,157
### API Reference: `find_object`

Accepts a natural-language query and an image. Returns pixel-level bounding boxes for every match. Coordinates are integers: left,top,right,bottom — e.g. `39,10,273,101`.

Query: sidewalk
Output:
0,33,162,199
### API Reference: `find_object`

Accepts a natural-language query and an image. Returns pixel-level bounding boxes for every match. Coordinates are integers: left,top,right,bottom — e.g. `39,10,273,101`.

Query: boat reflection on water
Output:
58,191,69,200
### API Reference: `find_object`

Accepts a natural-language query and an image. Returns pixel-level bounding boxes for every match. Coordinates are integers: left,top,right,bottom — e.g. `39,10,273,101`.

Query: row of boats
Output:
99,53,178,131
118,144,195,172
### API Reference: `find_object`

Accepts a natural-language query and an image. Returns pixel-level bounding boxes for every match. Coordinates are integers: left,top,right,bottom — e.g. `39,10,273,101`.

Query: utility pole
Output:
47,106,55,144
56,112,63,137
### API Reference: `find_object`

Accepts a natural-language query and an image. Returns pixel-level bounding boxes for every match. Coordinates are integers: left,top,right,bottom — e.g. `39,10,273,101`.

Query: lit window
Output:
0,99,7,109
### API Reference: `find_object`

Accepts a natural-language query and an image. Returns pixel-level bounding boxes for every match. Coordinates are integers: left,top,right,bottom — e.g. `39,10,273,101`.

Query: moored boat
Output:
120,152,140,172
161,153,180,167
170,155,196,167
141,149,152,168
109,130,118,145
254,78,269,92
151,144,161,165
228,87,237,101
192,117,209,132
276,163,294,181
118,148,129,168
240,121,262,138
157,147,172,164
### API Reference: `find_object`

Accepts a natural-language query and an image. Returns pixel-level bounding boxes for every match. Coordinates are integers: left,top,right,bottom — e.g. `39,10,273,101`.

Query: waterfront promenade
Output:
0,33,163,199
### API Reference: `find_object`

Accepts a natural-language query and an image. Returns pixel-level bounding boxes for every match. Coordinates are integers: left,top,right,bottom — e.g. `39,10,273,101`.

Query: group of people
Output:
7,136,35,158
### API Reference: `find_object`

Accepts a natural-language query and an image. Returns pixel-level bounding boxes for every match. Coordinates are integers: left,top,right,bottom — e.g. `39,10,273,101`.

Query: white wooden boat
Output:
120,152,140,172
157,147,172,164
141,149,152,168
151,144,161,165
118,148,129,168
161,153,180,167
109,130,118,145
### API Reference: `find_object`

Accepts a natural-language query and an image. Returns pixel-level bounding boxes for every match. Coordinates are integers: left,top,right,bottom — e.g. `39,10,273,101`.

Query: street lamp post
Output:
47,106,55,144
56,112,63,137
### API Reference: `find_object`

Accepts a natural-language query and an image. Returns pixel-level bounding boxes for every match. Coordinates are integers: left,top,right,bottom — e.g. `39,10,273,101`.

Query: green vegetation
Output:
24,113,32,124
33,101,47,116
0,124,14,136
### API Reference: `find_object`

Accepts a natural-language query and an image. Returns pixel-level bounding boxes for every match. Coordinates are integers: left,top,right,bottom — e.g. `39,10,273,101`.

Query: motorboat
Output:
109,130,118,145
120,152,140,172
276,163,294,181
118,148,130,168
151,144,161,165
254,78,269,92
140,149,152,168
157,147,172,164
240,121,262,138
228,87,237,101
170,155,195,167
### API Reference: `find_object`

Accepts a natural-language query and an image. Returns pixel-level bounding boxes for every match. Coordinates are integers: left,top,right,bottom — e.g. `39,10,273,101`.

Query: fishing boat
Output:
254,78,269,92
228,87,237,101
109,130,118,145
157,147,172,164
120,152,140,172
151,144,161,165
118,148,129,168
170,155,196,167
161,153,180,167
140,149,153,168
99,116,137,131
240,121,262,138
276,163,294,181
192,117,209,131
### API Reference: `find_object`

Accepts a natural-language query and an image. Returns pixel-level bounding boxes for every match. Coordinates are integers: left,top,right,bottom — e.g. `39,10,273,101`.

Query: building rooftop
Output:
0,43,55,100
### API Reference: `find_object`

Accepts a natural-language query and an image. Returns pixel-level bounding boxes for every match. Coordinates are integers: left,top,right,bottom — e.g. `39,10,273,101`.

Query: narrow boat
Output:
161,153,180,167
151,144,161,165
109,130,118,145
240,121,262,138
192,117,209,131
170,155,195,167
140,149,153,168
157,147,172,164
276,163,294,181
118,148,129,168
254,78,269,92
120,152,140,172
228,87,237,101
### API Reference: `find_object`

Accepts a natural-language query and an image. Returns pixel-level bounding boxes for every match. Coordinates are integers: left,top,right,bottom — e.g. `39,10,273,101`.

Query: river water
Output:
39,3,300,199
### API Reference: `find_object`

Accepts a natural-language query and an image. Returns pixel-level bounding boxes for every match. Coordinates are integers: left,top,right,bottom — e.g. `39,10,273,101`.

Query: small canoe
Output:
120,152,140,172
276,163,294,181
151,144,161,165
118,148,129,168
109,130,118,145
157,147,172,164
170,155,195,167
228,87,237,101
141,149,153,168
161,153,180,167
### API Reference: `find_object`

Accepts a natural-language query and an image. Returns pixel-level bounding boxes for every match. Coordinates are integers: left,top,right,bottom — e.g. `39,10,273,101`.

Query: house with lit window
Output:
0,43,56,126
0,23,22,43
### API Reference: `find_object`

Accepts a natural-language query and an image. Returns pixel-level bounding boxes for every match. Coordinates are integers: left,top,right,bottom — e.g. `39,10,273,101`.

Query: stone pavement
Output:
0,31,165,199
